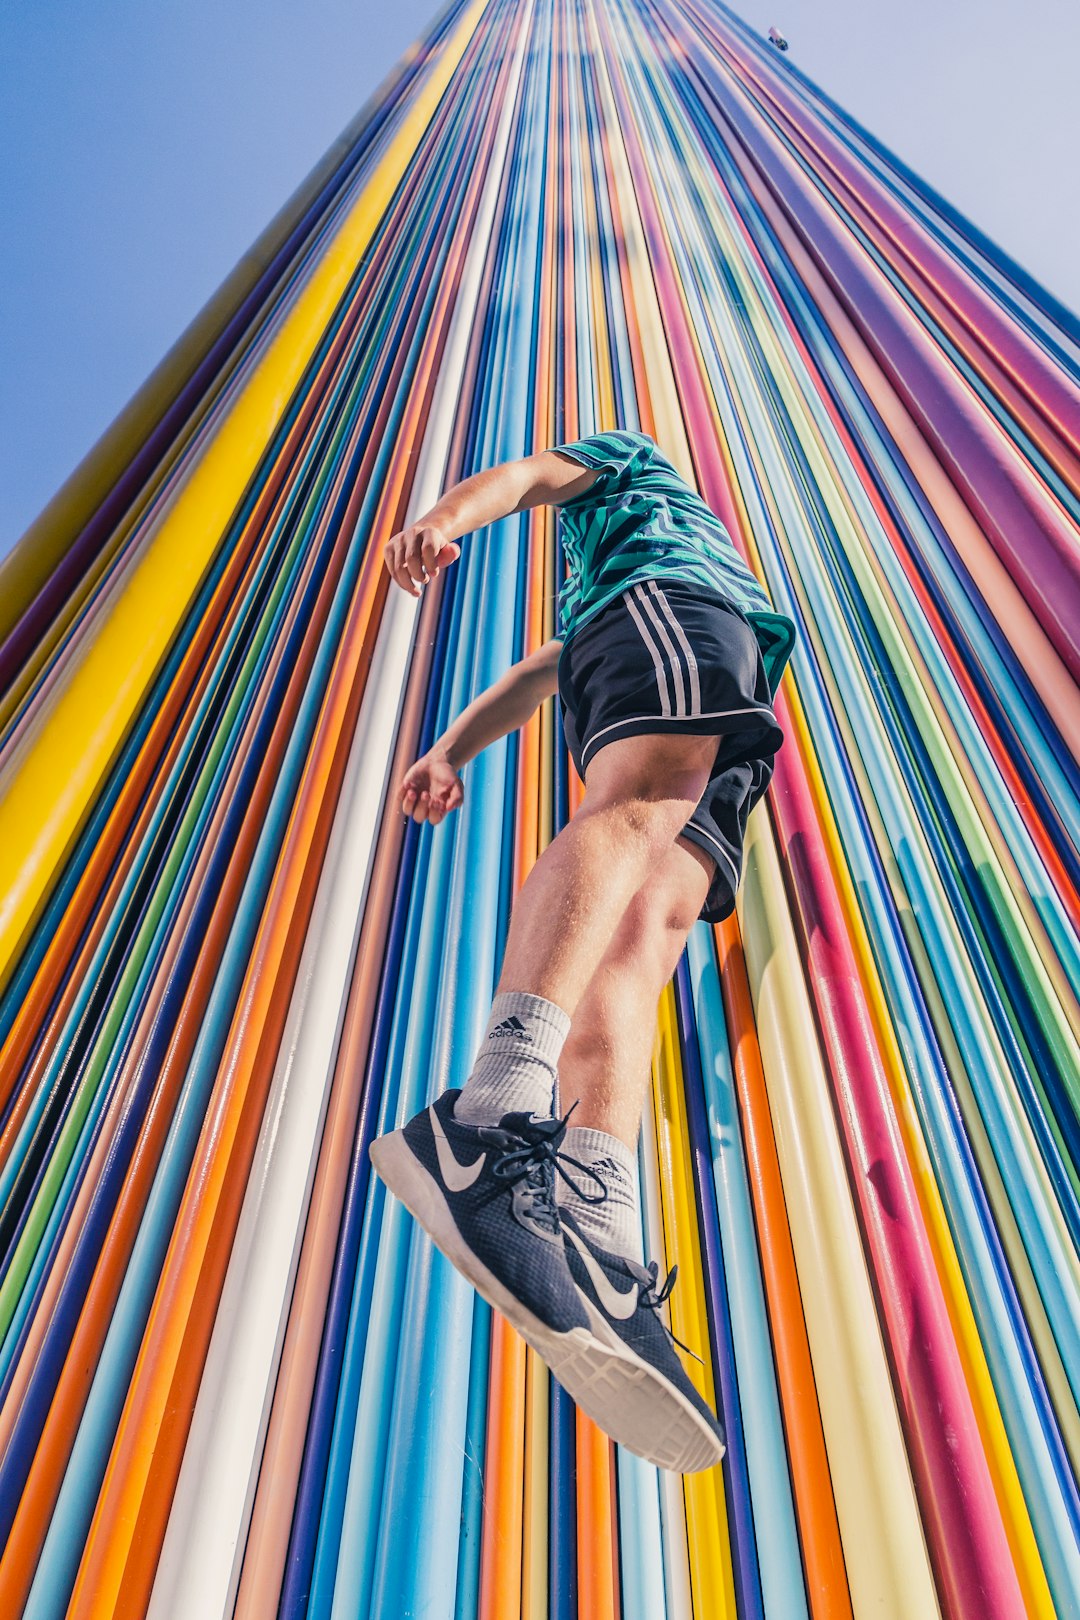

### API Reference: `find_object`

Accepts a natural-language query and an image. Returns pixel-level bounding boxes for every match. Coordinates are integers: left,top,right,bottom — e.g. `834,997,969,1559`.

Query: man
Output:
370,429,796,1473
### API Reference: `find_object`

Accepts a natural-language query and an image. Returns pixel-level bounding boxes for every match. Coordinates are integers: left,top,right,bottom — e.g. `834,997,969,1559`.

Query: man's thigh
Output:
581,728,723,815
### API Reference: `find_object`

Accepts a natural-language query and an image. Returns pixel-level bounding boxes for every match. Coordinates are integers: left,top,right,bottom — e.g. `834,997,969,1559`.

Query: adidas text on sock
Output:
454,991,570,1125
557,1125,643,1261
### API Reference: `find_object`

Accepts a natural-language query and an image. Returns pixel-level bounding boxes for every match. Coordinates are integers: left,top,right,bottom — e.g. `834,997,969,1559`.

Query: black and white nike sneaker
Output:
370,1091,725,1473
560,1208,727,1473
369,1088,591,1336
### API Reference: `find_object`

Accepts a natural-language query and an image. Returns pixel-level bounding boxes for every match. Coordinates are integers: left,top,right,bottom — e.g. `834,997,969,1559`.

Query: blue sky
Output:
2,0,1076,550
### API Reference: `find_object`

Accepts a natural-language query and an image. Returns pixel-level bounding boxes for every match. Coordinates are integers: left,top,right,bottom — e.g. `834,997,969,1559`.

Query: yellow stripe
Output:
0,0,487,996
739,808,943,1617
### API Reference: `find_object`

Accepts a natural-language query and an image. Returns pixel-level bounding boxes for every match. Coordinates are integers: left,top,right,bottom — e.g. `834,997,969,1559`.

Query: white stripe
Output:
679,823,741,893
580,705,776,770
623,590,671,715
634,585,685,716
648,581,701,716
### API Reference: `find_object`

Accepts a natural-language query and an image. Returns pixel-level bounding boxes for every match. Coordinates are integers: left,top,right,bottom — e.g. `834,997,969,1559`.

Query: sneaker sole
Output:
369,1129,724,1473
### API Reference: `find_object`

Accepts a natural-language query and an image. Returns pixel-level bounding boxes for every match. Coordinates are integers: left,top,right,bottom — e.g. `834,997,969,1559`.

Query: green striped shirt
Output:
552,429,796,697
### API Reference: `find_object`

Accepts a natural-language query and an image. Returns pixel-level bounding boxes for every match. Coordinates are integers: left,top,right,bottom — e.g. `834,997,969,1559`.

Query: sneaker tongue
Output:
497,1109,562,1143
474,1114,558,1154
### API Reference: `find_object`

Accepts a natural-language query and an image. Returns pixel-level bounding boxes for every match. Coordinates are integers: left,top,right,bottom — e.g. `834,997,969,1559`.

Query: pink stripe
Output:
770,682,1026,1620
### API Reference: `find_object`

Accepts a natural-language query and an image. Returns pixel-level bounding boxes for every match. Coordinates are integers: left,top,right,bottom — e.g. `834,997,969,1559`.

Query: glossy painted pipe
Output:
0,2,1076,1615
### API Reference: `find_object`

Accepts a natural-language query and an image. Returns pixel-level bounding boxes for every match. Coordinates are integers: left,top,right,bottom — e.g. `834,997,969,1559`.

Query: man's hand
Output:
400,746,464,825
384,522,461,597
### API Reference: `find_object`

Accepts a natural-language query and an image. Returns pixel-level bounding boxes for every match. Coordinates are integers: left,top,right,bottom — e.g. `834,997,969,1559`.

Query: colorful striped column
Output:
0,1,1076,1615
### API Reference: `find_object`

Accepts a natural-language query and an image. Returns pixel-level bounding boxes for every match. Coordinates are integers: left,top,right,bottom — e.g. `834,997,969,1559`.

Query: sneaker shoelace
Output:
637,1259,702,1362
480,1111,701,1361
484,1104,608,1236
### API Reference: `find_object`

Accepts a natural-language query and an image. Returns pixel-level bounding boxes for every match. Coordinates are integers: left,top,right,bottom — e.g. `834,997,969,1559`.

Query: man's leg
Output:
553,837,713,1258
369,738,729,1473
559,836,713,1142
498,731,719,1005
456,731,720,1127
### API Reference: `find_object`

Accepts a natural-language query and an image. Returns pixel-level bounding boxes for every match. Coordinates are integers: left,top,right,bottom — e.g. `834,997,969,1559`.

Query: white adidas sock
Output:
557,1126,643,1261
454,991,570,1125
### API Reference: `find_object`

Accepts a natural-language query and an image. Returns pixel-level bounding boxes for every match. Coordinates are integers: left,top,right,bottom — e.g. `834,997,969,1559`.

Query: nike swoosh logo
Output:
430,1106,486,1192
565,1227,639,1320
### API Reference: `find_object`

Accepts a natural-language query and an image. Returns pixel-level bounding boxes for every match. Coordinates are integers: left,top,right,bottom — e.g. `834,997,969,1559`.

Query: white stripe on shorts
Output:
647,580,702,716
634,584,686,716
623,589,672,716
579,704,775,770
681,820,741,894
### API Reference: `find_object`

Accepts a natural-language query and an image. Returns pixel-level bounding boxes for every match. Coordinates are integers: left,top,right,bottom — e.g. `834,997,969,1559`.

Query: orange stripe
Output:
715,918,853,1620
479,1320,528,1619
576,1418,619,1620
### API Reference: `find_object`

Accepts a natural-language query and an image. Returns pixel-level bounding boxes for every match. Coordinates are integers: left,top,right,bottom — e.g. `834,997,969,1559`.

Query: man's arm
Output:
400,639,563,823
385,451,599,597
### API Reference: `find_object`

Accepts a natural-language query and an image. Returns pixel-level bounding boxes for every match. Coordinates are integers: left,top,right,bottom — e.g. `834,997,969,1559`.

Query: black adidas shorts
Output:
557,579,785,922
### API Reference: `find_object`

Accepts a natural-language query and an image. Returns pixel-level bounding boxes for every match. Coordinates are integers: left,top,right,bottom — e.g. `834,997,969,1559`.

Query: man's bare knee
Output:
651,877,706,938
638,842,713,939
614,864,701,965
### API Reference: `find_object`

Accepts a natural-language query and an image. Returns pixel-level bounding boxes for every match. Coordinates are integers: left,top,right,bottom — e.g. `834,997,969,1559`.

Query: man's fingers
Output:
400,776,461,827
431,783,463,824
404,535,428,589
384,525,462,594
427,537,466,576
391,545,413,595
384,534,421,596
401,541,423,595
420,530,441,579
